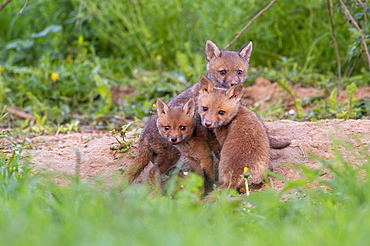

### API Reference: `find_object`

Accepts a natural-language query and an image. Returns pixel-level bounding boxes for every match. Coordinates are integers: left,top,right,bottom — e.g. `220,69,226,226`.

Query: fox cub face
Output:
198,76,243,129
156,98,196,145
205,40,252,89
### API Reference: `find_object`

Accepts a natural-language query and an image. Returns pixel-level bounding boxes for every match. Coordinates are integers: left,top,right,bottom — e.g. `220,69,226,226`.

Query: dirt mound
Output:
242,77,370,119
267,119,370,190
19,119,370,190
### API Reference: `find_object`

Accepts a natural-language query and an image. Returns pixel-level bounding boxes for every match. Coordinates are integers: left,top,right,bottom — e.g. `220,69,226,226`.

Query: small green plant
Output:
0,128,35,200
55,120,80,135
277,77,304,120
310,82,363,120
344,82,357,119
110,118,141,155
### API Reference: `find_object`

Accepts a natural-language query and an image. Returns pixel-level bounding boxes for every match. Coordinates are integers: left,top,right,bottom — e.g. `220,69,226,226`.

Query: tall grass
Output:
0,134,369,245
82,0,362,78
2,0,362,78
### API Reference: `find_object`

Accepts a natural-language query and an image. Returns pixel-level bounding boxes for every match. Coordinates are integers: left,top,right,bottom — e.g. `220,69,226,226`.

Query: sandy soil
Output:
16,119,369,191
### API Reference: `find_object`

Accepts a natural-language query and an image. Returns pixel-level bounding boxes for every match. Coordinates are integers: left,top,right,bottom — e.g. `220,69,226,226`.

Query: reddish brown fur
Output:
198,77,270,191
124,114,181,183
125,41,254,183
156,98,218,191
125,40,287,184
205,40,252,88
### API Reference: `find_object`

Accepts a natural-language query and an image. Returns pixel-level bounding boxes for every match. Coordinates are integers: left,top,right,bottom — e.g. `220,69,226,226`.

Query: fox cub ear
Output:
199,75,214,95
182,98,195,116
156,99,168,115
239,41,253,63
205,40,221,61
226,83,244,101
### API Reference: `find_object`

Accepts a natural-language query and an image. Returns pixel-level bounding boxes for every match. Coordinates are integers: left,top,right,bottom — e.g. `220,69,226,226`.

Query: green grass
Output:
1,132,369,245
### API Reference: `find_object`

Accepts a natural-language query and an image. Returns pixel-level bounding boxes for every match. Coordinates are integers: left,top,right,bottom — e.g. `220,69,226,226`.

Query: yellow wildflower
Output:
0,65,3,74
241,167,251,180
152,104,157,108
51,73,59,82
156,55,162,61
242,166,251,196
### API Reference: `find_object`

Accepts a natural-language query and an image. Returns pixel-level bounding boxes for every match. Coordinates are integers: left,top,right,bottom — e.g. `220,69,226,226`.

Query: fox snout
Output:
221,80,241,89
202,120,216,128
167,136,182,145
204,121,212,128
226,77,242,88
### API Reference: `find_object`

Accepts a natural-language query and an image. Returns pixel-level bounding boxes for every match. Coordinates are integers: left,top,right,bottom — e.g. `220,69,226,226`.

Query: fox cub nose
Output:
204,122,212,127
170,137,177,143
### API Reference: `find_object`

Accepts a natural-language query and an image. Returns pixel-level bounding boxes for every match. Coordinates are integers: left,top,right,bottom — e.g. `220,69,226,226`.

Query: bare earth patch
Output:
20,119,370,191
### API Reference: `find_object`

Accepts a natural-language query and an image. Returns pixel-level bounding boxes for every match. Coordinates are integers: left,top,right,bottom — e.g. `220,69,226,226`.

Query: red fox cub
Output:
156,98,217,191
198,76,270,192
125,41,255,183
125,40,288,184
124,113,181,184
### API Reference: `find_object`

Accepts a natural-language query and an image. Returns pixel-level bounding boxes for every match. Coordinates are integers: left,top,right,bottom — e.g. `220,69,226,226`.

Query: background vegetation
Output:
0,1,370,245
0,0,369,131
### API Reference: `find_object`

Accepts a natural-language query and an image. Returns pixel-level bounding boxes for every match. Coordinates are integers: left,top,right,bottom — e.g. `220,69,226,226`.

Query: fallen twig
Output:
6,106,35,121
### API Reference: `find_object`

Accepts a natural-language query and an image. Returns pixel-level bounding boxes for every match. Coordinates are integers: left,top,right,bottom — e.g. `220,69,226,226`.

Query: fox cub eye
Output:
219,70,226,75
237,70,243,75
202,107,208,112
179,126,186,131
164,126,170,131
218,110,225,115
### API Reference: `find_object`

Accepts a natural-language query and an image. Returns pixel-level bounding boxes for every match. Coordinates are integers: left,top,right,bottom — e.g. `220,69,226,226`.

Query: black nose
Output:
171,137,177,142
205,122,212,127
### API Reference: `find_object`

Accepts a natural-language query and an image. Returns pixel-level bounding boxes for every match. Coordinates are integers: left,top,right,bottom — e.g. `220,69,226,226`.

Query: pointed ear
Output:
205,40,221,61
199,75,214,95
238,41,252,63
156,99,168,116
226,83,244,100
182,98,195,117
